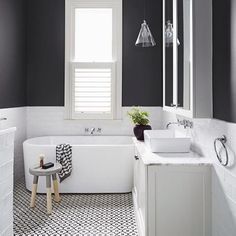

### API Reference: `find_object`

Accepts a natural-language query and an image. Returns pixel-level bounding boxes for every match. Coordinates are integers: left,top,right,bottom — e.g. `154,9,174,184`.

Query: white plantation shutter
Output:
71,62,115,119
65,0,122,120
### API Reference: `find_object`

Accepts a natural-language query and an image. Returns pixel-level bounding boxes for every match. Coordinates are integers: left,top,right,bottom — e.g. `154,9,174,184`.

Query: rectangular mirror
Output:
164,0,191,111
163,0,212,118
177,0,191,110
164,0,174,107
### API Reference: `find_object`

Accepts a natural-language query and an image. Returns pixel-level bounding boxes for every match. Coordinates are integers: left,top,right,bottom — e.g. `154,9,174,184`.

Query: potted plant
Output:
128,107,152,141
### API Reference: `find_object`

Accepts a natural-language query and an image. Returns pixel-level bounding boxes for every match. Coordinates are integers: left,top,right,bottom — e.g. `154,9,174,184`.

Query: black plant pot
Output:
133,125,152,141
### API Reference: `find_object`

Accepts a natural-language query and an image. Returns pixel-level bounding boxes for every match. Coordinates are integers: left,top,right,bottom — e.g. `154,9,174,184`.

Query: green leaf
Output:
127,107,150,125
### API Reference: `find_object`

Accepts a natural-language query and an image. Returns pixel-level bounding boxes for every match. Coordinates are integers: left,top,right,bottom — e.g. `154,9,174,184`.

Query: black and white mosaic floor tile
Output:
13,181,138,236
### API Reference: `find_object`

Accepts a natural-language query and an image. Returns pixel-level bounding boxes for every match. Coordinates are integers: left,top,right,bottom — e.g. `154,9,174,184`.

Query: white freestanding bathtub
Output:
23,136,134,193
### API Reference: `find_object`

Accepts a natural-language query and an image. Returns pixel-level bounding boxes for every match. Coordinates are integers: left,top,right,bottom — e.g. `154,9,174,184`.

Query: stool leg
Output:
46,176,52,215
30,176,38,208
52,174,61,203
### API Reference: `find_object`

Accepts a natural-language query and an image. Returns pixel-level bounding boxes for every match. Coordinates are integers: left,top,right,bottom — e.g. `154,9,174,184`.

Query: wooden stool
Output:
29,163,62,215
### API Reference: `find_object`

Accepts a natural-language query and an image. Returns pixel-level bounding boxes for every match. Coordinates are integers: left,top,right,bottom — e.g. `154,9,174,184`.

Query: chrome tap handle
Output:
90,127,96,134
0,118,7,121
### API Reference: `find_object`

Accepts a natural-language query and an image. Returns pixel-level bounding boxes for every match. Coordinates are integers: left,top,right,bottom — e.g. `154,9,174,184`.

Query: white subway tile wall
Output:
0,129,15,236
0,107,27,180
2,106,236,235
26,106,163,138
163,111,236,236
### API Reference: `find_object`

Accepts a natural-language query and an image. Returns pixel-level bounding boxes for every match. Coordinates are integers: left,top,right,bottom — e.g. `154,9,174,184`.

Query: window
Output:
65,0,122,119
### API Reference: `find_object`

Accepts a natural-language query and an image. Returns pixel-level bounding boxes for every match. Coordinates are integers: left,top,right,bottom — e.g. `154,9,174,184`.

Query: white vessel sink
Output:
144,130,191,153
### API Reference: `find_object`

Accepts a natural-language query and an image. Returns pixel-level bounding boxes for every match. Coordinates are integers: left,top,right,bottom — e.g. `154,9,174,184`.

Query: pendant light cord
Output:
144,0,146,20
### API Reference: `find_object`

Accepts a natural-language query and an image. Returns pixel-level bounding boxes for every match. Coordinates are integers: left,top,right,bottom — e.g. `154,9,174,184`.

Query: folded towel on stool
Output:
56,144,72,182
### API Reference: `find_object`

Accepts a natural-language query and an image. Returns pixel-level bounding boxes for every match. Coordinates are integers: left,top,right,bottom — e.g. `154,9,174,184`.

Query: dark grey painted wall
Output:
0,0,26,108
26,0,163,107
26,0,65,106
213,0,231,121
2,0,235,119
25,0,236,119
213,0,236,122
122,0,163,106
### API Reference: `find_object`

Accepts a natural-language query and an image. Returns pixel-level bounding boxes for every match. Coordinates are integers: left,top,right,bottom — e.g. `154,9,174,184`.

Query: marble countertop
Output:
133,138,212,166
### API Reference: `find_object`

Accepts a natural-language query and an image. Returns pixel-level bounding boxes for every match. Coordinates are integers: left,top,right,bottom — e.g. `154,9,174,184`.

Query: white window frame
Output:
65,0,122,120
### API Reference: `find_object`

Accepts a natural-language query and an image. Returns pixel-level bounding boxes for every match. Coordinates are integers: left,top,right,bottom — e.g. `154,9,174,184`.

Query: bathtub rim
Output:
23,135,135,147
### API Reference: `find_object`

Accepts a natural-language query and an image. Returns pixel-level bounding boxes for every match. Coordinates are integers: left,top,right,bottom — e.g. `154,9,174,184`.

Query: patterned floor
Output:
13,181,138,236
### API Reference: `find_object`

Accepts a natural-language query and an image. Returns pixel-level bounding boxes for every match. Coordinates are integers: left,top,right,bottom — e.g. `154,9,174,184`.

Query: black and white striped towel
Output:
56,144,72,183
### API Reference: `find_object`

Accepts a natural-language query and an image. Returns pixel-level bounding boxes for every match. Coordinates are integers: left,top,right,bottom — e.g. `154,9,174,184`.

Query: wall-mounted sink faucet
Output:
0,117,7,121
166,122,179,129
166,119,193,129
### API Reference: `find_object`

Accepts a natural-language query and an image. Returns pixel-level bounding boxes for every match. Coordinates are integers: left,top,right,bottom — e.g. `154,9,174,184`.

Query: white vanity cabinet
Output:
133,151,147,235
133,148,212,236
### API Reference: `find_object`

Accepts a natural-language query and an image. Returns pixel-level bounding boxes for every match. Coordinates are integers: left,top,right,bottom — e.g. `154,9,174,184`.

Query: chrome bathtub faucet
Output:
84,127,102,135
0,117,7,121
90,127,96,135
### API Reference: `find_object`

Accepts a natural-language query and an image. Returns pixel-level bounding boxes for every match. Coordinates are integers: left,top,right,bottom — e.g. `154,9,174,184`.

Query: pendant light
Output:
165,20,180,47
135,0,156,47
